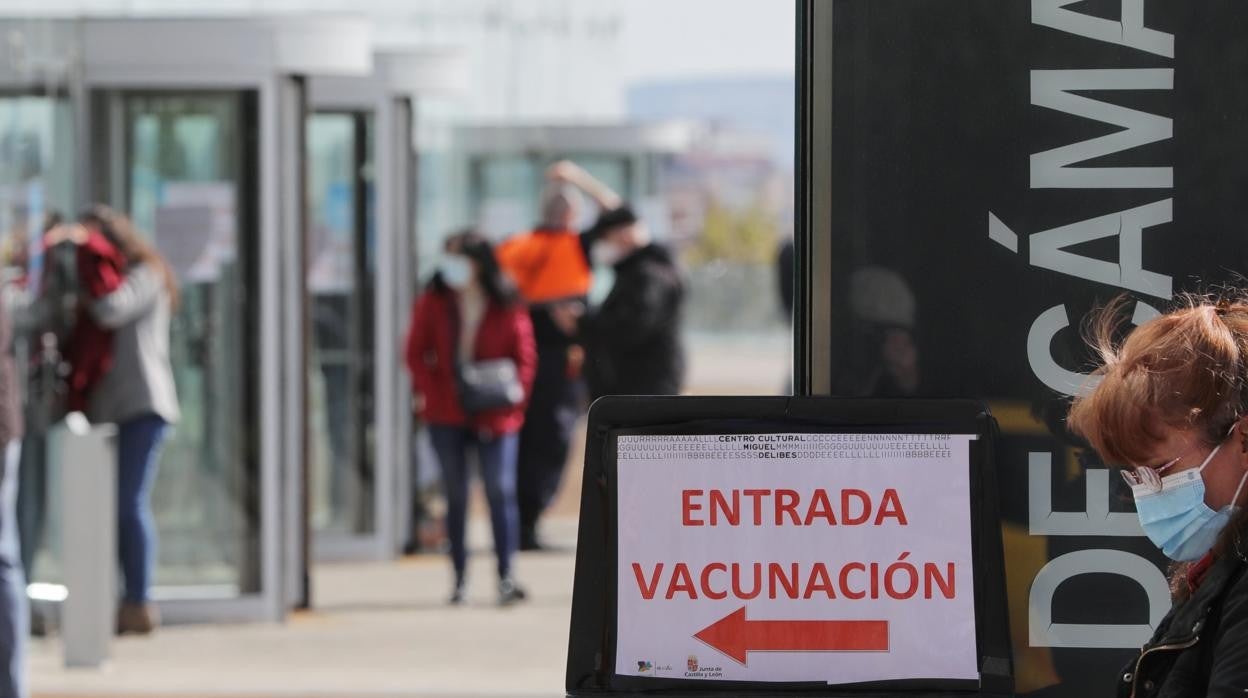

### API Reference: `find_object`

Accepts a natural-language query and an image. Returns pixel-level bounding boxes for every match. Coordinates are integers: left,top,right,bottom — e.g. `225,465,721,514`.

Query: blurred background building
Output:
0,1,798,694
0,0,793,660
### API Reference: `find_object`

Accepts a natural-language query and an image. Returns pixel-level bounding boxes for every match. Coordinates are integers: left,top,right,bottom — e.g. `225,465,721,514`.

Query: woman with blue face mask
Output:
404,231,537,606
1069,296,1248,698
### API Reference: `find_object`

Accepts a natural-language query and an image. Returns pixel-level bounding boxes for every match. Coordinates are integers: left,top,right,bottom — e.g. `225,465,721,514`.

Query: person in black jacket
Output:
1067,295,1248,698
580,206,685,400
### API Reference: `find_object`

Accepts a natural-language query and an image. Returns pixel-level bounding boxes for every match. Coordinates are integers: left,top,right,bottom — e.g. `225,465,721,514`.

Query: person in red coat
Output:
405,230,536,605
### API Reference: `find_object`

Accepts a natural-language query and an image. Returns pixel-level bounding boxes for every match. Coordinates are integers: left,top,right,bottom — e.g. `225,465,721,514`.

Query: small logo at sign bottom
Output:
683,654,724,679
636,661,653,673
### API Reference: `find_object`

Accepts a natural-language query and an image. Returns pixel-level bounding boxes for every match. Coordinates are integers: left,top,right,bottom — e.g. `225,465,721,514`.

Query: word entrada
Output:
682,488,907,527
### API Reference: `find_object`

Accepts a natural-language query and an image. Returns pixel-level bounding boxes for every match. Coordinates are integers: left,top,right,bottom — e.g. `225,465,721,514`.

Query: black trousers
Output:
517,344,582,534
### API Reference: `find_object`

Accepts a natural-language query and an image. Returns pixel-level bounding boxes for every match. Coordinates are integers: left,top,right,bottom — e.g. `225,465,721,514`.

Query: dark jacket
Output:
404,287,537,437
1117,546,1248,697
582,243,685,400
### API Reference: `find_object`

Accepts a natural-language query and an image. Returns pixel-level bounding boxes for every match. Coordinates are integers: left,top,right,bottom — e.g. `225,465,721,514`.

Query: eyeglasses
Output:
1118,423,1240,494
1120,457,1180,494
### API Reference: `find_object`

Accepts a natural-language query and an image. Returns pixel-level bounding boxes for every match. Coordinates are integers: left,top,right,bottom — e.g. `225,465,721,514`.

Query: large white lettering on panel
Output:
1031,69,1172,189
1032,0,1174,58
1030,550,1169,648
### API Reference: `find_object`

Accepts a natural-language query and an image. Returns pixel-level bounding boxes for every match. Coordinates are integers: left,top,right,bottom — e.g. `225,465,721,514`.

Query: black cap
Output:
586,205,639,242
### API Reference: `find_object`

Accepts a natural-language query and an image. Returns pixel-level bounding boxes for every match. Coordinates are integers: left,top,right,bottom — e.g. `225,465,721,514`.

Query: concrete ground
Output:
31,517,582,698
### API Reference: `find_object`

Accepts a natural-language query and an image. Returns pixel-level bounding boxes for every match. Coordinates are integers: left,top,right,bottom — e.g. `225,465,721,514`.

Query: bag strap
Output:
447,293,465,371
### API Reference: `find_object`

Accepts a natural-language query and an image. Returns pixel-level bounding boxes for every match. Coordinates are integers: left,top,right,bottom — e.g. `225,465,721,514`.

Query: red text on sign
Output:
681,488,908,527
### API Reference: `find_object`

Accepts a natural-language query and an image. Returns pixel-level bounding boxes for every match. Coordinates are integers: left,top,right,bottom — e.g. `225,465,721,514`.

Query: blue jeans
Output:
427,426,520,582
117,415,168,604
0,441,28,698
16,432,44,581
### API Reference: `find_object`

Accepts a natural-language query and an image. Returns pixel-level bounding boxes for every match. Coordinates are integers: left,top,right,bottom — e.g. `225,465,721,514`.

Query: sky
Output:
618,0,796,84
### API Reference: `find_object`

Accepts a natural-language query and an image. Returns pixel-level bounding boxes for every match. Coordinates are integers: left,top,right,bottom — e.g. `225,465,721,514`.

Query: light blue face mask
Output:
1129,428,1248,562
439,254,474,290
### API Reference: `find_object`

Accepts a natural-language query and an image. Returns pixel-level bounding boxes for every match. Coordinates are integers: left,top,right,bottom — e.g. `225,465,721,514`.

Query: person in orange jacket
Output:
496,161,623,550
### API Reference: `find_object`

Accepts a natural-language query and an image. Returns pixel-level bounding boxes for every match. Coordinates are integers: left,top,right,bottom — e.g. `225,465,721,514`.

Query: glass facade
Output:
0,16,406,620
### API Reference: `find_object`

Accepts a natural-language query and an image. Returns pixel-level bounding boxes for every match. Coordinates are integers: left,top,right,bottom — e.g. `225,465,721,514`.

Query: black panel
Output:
803,1,1248,695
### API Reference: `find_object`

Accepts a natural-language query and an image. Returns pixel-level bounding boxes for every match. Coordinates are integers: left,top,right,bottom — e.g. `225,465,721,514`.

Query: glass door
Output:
306,111,377,555
92,90,263,600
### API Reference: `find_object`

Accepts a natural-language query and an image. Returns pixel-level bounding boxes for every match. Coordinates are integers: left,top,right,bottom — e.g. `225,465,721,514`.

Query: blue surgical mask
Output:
1130,427,1248,561
440,255,474,290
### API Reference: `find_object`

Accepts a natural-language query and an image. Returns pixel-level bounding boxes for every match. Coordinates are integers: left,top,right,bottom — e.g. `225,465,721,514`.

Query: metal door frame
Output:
83,74,302,623
307,77,414,563
303,105,392,562
308,49,465,563
796,0,834,397
89,84,274,621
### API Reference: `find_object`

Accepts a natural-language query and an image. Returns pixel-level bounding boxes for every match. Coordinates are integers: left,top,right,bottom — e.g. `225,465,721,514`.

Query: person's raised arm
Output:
90,264,162,330
548,160,622,212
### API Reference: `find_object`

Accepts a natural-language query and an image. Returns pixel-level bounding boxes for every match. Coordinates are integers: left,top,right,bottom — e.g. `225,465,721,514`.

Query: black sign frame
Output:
566,396,1013,697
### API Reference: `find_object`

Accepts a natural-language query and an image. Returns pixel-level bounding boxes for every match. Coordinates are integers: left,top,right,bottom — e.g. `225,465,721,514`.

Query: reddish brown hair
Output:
1068,294,1248,467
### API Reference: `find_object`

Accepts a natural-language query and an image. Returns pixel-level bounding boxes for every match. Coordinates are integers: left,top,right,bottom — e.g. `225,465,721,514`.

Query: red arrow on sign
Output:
693,606,890,665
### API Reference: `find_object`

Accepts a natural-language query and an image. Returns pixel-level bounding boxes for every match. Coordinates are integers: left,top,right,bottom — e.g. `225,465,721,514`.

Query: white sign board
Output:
615,433,979,684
